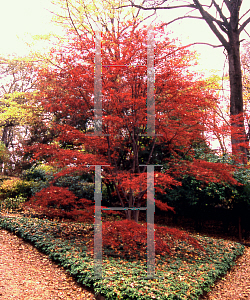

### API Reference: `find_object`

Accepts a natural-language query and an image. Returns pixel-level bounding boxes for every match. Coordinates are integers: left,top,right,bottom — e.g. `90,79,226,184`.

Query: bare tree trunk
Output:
133,201,141,223
127,190,133,220
228,29,248,163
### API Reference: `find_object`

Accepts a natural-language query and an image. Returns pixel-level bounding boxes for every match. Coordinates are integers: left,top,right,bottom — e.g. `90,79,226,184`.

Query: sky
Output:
0,0,59,57
0,0,249,77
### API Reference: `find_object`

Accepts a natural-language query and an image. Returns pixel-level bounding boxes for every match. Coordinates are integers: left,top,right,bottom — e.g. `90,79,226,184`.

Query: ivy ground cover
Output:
0,215,244,300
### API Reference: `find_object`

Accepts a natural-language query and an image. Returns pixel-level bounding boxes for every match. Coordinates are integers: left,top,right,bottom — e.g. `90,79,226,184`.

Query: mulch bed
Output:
0,227,97,300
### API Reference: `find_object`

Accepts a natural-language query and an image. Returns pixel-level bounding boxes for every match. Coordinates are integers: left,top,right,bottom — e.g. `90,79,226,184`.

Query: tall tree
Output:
26,21,238,223
0,57,43,173
0,57,37,147
123,0,250,163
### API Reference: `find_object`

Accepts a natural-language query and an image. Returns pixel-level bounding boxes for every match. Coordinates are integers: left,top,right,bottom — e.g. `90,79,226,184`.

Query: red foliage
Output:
23,186,121,222
86,219,205,259
26,19,240,224
167,159,240,186
155,199,176,213
24,186,86,221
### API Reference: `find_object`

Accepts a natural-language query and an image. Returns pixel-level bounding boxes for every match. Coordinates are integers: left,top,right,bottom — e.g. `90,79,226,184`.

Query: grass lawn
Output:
0,213,245,300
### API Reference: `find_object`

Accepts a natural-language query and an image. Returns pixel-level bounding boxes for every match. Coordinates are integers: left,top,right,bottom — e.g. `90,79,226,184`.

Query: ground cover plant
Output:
0,214,244,300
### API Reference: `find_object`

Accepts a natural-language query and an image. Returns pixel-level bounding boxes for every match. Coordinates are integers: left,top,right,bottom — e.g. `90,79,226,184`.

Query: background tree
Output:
0,56,44,174
0,142,9,174
123,0,250,163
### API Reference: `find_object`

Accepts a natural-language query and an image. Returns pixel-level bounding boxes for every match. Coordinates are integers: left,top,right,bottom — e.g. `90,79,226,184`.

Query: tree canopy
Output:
25,20,239,224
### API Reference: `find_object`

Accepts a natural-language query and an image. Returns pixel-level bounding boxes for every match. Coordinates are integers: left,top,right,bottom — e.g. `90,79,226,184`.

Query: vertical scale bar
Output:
94,165,102,278
94,31,102,135
147,25,155,136
147,165,155,278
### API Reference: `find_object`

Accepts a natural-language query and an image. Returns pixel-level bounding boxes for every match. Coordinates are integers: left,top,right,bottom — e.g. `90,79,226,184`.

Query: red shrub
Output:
86,219,205,260
24,186,92,221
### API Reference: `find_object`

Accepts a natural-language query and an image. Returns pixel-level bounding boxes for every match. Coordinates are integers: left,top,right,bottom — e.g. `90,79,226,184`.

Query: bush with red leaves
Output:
23,186,94,221
23,185,122,222
86,219,205,260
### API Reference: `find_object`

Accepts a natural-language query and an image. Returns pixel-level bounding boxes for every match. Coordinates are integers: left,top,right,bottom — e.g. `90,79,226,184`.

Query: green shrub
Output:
55,176,109,202
0,177,31,200
54,175,92,199
0,195,26,211
22,164,55,182
30,181,49,196
22,165,56,196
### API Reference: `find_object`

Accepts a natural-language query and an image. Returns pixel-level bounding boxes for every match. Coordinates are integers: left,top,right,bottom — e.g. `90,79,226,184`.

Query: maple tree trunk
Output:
127,210,131,220
133,208,140,223
228,29,248,163
127,191,133,221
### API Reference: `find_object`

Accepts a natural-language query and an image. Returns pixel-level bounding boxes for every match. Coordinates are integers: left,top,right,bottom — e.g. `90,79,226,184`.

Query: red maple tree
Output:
24,20,240,258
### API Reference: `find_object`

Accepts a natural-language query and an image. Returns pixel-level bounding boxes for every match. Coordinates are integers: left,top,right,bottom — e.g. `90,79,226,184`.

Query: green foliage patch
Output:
0,195,26,211
21,165,55,196
0,215,244,300
0,177,31,200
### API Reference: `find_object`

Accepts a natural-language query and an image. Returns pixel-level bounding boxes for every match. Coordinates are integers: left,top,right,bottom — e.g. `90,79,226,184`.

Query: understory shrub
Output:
23,166,109,205
21,164,56,196
55,176,95,200
0,195,26,211
22,167,112,220
0,177,31,200
55,175,109,202
24,182,121,222
23,185,95,222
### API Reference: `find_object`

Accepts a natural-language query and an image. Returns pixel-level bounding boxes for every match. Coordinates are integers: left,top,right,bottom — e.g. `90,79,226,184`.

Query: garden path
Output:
0,228,96,300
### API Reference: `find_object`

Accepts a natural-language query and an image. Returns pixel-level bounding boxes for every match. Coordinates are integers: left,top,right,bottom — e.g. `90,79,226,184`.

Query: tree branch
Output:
119,1,195,11
223,0,231,11
239,16,250,33
243,28,250,39
186,42,224,48
161,15,204,26
65,0,82,38
192,0,229,50
239,8,250,21
212,0,229,26
124,0,230,49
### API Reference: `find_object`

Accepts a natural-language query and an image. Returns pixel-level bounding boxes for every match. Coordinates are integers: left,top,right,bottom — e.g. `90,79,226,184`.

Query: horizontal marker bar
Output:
101,207,147,211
